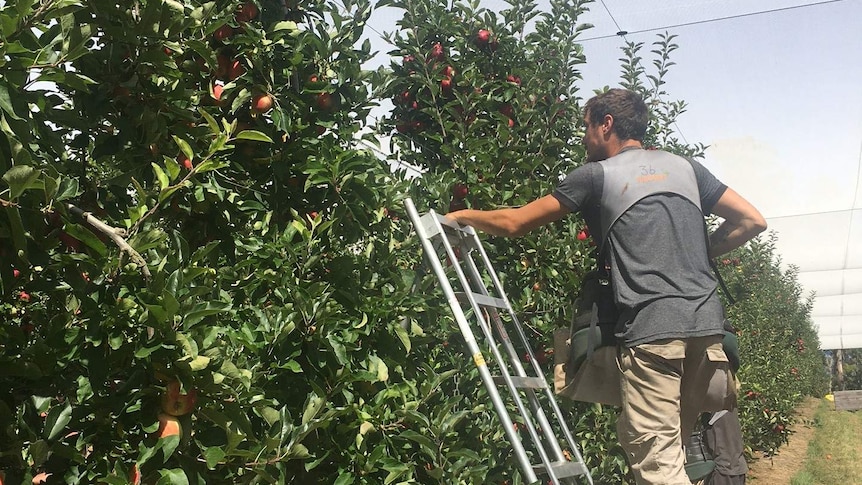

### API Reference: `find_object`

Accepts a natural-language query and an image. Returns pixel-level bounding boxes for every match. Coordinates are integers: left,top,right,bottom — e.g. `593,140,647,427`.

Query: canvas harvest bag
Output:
553,270,622,405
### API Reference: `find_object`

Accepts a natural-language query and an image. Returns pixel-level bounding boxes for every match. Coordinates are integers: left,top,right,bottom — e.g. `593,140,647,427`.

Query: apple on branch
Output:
160,381,198,416
155,413,182,438
252,93,273,113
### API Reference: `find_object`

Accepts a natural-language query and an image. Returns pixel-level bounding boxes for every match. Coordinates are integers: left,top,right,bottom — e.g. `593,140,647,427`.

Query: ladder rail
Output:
451,234,564,485
405,198,593,485
469,224,595,485
465,229,575,469
405,198,539,483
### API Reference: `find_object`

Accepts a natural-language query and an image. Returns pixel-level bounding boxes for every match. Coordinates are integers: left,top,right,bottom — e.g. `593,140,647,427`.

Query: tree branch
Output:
66,203,152,279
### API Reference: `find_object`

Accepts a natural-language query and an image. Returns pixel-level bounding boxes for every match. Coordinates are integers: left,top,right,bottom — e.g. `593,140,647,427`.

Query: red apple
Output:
112,86,131,99
59,231,82,252
212,84,224,102
507,118,515,128
130,464,141,485
160,381,197,416
251,93,273,113
32,473,51,484
506,74,521,86
577,230,588,241
227,59,245,80
499,103,514,118
452,183,468,200
430,42,445,61
441,65,456,78
216,54,230,78
235,2,259,22
440,77,453,95
315,92,334,111
177,154,193,170
155,413,182,437
19,291,30,302
12,269,20,278
402,54,415,64
214,24,233,41
475,29,491,46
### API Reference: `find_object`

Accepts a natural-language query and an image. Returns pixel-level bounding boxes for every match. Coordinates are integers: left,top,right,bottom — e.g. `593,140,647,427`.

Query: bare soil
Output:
745,396,822,485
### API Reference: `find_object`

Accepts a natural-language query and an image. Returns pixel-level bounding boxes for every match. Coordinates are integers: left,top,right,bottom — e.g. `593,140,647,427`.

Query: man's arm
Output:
708,187,767,258
447,195,571,237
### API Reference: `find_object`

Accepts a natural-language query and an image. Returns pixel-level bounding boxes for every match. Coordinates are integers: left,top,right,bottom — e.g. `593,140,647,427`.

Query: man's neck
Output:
608,139,643,157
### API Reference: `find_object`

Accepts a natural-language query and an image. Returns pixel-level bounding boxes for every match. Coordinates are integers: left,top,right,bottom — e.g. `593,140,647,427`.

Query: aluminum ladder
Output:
405,198,593,485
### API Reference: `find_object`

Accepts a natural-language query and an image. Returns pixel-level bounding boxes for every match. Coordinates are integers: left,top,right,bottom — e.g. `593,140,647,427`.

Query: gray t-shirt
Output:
553,149,728,347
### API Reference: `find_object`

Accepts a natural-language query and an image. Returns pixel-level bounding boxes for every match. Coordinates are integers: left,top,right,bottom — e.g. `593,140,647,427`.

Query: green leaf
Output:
55,176,80,201
152,162,170,191
30,439,50,466
301,394,325,426
198,108,220,134
2,165,40,199
159,436,181,463
334,473,354,485
235,130,273,143
135,344,163,359
0,82,23,120
272,21,298,32
193,158,229,174
395,322,411,353
45,403,72,441
203,446,226,470
183,301,232,327
4,206,27,258
156,466,188,485
172,136,194,164
188,355,211,371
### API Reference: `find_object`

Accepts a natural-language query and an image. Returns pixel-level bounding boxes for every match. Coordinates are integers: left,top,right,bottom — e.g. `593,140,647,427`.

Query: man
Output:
447,88,766,485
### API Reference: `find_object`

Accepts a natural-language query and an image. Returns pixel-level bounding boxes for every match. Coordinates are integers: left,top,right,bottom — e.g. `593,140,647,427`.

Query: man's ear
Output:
602,114,614,137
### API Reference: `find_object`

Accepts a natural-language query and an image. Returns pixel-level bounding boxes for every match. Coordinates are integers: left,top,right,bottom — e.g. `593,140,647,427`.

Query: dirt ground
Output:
745,396,822,485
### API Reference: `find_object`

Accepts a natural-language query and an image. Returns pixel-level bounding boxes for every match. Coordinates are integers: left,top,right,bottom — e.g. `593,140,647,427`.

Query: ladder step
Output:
493,376,547,389
534,460,590,479
455,291,508,309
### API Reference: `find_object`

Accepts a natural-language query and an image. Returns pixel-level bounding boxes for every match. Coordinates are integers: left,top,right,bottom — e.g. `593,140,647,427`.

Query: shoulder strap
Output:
709,257,736,306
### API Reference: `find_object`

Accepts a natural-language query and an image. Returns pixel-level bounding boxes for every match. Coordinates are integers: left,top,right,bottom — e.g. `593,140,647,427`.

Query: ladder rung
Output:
493,376,547,389
534,460,590,479
456,291,508,309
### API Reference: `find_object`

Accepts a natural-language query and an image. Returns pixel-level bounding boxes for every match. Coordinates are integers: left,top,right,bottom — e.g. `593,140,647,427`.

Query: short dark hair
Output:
584,88,648,141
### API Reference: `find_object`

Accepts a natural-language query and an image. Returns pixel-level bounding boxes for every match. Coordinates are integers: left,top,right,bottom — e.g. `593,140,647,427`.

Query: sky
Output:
363,0,862,349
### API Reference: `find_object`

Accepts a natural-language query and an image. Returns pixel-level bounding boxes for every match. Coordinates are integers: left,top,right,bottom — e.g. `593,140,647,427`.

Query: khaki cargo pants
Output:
617,336,734,485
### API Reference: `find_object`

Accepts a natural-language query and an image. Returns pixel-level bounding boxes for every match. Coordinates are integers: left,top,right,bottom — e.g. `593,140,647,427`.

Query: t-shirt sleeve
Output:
552,163,598,213
688,158,727,215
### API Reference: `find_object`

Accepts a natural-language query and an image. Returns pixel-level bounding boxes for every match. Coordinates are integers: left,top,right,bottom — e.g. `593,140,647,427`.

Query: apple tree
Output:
0,0,423,483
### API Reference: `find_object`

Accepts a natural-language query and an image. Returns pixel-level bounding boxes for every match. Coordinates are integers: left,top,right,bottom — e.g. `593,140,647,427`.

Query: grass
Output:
790,399,862,485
